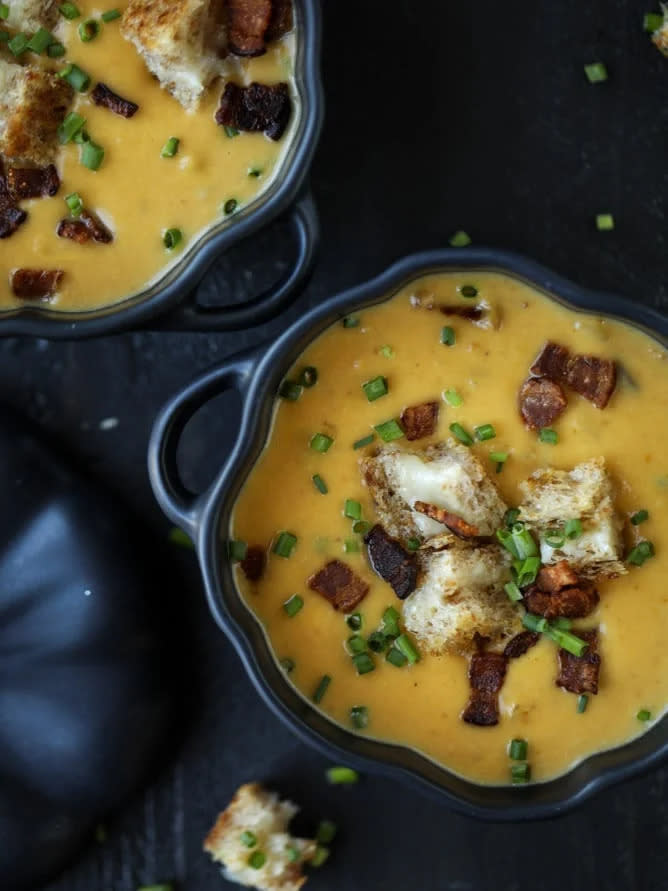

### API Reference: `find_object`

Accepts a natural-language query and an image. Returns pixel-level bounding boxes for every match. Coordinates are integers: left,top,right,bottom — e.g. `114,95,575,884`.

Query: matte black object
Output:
0,0,323,339
0,409,178,890
149,249,668,820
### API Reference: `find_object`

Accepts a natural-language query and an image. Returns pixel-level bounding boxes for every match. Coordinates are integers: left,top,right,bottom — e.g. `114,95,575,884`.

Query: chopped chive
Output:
386,646,408,667
513,527,539,560
352,652,375,674
59,2,81,19
344,538,360,553
224,125,240,138
509,739,528,761
240,830,257,848
0,4,7,18
551,616,572,631
344,499,362,520
8,33,29,55
504,581,523,602
460,284,478,298
161,136,180,158
491,451,508,474
545,626,589,657
342,316,359,328
346,611,362,631
637,708,652,722
443,389,463,406
316,820,337,845
367,631,388,653
312,474,328,495
286,846,299,863
374,419,404,442
538,428,558,444
353,433,375,449
497,528,520,558
310,432,334,453
248,851,266,869
280,657,295,673
101,8,122,22
224,198,239,215
74,128,90,144
228,540,248,561
584,61,608,83
0,31,9,43
27,27,54,53
510,763,531,784
504,508,521,528
394,633,420,664
577,694,589,713
644,12,664,31
544,528,566,549
382,606,401,637
441,326,456,346
283,594,304,617
299,366,318,387
565,518,583,539
80,141,104,173
362,375,388,402
346,635,367,655
513,555,541,587
353,520,371,535
273,531,297,558
350,705,369,729
631,509,649,525
162,227,182,250
278,379,302,401
449,230,471,247
311,847,329,867
379,344,395,358
475,423,496,442
58,112,86,144
248,167,263,178
78,18,99,41
522,613,549,633
449,422,473,446
47,41,66,56
627,540,655,566
596,213,614,231
313,674,331,703
59,63,91,91
405,537,421,551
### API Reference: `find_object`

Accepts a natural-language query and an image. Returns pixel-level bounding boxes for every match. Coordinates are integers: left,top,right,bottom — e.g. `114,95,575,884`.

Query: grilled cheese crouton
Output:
361,441,508,544
518,457,626,580
204,783,316,891
403,544,520,655
0,59,73,164
4,0,59,32
652,6,668,56
121,0,229,110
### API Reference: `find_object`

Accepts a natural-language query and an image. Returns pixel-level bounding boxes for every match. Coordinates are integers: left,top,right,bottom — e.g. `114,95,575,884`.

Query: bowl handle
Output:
148,350,258,536
156,190,319,331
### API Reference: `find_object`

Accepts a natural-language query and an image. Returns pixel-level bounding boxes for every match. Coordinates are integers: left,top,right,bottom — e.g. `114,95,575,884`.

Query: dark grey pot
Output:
148,248,668,820
1,0,323,339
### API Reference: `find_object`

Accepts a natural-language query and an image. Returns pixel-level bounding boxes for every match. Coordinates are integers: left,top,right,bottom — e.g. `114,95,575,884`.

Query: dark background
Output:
4,0,667,888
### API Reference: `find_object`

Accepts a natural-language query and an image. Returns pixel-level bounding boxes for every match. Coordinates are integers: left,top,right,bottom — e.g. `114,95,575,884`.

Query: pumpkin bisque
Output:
0,0,297,309
230,270,668,786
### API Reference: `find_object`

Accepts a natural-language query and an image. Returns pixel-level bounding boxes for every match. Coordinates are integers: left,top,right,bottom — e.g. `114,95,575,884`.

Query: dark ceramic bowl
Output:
1,1,323,339
148,248,668,820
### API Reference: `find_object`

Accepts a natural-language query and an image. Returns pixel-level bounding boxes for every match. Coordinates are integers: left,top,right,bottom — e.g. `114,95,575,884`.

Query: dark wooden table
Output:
5,1,667,888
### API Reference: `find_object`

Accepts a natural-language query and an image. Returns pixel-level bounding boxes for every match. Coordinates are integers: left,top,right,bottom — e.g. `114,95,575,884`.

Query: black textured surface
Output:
2,0,666,888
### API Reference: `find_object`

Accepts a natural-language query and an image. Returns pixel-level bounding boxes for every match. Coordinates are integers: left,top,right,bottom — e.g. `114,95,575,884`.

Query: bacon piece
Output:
57,210,113,244
530,341,570,382
565,355,617,409
7,164,60,200
308,559,369,611
11,268,63,300
228,0,272,56
524,583,599,619
215,81,291,141
0,159,27,239
413,501,479,539
91,82,139,118
240,545,266,582
364,524,418,599
556,629,600,694
518,376,567,430
503,630,540,659
400,401,439,441
439,305,485,321
461,652,507,726
266,0,293,41
537,560,580,593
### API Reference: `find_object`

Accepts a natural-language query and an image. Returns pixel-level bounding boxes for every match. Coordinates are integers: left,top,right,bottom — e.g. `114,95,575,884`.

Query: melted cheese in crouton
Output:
204,783,315,891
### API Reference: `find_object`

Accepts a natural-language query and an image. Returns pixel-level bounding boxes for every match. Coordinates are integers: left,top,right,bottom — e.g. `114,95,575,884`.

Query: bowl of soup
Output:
149,248,668,818
0,0,322,337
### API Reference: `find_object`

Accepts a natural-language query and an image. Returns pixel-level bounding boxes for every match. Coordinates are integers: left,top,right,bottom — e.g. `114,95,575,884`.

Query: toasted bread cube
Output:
121,0,228,110
204,782,316,891
4,0,59,32
0,60,73,165
518,457,626,580
402,544,521,656
361,441,508,544
652,8,668,56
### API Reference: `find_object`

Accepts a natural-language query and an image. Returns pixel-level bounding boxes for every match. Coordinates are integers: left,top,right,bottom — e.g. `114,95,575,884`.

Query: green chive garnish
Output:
449,422,473,446
299,366,318,387
443,389,463,406
163,227,182,250
510,763,531,784
248,167,263,178
353,651,376,674
344,538,360,553
367,631,388,653
59,2,81,19
539,428,558,444
58,112,86,144
273,531,297,558
509,739,528,761
374,419,404,442
80,141,104,172
78,18,99,41
283,594,303,617
346,612,362,631
441,326,456,346
497,528,519,558
584,62,608,83
344,499,362,520
161,136,180,158
353,520,371,534
8,33,28,55
353,433,375,449
545,626,590,657
379,344,395,358
101,8,122,22
577,694,589,713
504,581,523,602
286,846,299,862
551,617,572,630
513,555,541,587
313,674,331,703
350,705,369,729
362,375,388,402
280,657,295,673
316,820,337,845
504,508,520,528
627,540,655,566
312,474,328,494
47,41,66,56
522,613,549,633
394,633,420,664
565,518,583,539
311,847,330,867
596,213,614,231
248,851,266,869
644,12,664,31
631,509,649,525
240,830,257,848
278,379,302,401
544,528,566,549
449,230,471,247
490,451,508,473
637,708,652,722
460,284,478,298
59,63,91,91
224,198,238,215
385,646,407,667
405,537,421,551
0,31,10,43
382,606,401,638
27,27,54,54
0,4,8,19
326,765,359,784
224,125,240,138
475,423,496,442
310,432,334,453
513,525,539,559
346,635,367,655
342,316,359,328
228,540,248,561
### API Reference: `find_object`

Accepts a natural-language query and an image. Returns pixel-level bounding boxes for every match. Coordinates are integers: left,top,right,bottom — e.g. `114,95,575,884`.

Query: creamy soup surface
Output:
231,271,668,786
1,1,296,311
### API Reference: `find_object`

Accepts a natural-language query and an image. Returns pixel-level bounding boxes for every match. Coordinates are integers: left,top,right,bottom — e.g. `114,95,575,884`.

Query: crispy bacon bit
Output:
461,652,507,726
240,545,266,582
556,629,600,694
364,524,418,600
266,0,293,41
530,341,570,381
308,559,370,611
565,355,617,409
215,81,291,141
91,82,139,118
413,501,479,539
439,305,485,321
11,268,63,300
400,401,439,441
518,376,567,430
228,0,272,56
0,160,27,239
503,630,540,659
537,560,580,593
7,164,60,200
524,583,599,619
57,210,113,244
